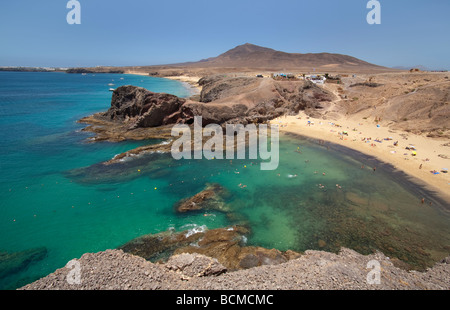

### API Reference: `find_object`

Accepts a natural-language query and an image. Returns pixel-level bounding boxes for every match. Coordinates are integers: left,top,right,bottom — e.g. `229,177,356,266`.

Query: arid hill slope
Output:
317,72,450,138
80,43,394,76
176,43,388,71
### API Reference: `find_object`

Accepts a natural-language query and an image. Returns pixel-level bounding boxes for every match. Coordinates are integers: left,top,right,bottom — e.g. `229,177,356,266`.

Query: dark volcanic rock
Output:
181,102,246,126
66,68,124,74
174,183,230,213
83,76,335,137
174,227,301,270
101,76,335,132
198,75,260,103
118,228,201,263
119,226,300,271
193,75,336,126
105,86,187,128
78,77,335,150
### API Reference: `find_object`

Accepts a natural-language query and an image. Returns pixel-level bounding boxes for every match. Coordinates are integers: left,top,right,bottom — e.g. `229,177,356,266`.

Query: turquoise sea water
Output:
0,72,449,289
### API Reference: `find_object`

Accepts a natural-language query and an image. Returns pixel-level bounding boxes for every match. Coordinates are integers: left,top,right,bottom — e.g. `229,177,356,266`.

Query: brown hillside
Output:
176,43,388,71
317,72,450,138
116,43,395,75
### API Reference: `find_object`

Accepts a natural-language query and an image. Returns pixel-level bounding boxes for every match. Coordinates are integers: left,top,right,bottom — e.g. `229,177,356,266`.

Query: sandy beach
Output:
125,70,202,95
162,75,202,93
271,112,450,203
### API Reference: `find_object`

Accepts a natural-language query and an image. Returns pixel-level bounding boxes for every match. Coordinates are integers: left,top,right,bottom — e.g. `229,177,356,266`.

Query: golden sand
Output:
271,112,450,203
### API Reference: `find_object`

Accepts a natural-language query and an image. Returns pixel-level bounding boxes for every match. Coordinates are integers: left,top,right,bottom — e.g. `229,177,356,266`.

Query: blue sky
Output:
0,0,449,69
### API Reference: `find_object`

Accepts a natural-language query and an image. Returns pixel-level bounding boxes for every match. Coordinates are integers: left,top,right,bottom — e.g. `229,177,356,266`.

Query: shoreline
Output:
159,75,202,97
271,112,450,204
125,71,202,95
112,71,449,203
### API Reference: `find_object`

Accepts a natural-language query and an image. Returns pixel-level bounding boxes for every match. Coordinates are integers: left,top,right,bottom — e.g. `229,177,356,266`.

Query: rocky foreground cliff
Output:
20,248,449,290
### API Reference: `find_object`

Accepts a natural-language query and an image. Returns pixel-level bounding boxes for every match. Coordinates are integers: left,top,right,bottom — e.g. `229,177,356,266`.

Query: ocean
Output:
0,71,448,289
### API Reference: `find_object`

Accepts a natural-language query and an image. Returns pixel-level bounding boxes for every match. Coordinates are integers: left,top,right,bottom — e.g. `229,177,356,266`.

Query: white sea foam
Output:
159,140,172,145
241,235,248,244
184,224,207,238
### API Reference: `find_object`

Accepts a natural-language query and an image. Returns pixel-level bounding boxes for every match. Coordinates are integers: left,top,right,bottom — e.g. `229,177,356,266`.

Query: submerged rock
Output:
174,183,230,213
0,247,47,279
66,151,174,184
117,228,199,263
119,226,301,271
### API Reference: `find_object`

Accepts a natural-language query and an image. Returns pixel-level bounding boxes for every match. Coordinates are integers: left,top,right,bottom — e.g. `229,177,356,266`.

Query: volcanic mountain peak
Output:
180,43,387,71
220,43,277,55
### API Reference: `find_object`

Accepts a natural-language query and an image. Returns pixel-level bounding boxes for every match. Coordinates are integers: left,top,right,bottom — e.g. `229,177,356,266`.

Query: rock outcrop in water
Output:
118,226,301,271
66,67,124,74
76,74,336,165
105,86,188,128
79,75,335,141
78,86,188,143
174,183,230,213
0,247,47,279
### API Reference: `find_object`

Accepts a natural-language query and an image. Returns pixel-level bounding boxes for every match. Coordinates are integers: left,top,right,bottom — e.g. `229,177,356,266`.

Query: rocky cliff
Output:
80,75,335,139
194,74,335,124
105,85,188,128
19,248,450,290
